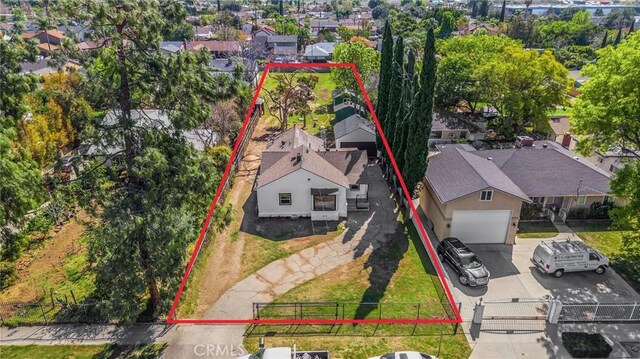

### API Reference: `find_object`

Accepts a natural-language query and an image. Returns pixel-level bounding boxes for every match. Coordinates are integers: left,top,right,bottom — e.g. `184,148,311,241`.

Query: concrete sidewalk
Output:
0,324,176,345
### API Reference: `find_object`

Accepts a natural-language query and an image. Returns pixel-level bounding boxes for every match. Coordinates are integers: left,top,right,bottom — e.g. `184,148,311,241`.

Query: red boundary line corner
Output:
167,62,462,325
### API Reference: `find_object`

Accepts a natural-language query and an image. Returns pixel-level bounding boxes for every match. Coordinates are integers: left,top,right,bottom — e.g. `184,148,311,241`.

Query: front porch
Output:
522,195,614,223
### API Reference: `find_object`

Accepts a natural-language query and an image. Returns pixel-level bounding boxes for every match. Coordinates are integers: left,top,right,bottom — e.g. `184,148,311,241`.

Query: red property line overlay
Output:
167,62,462,325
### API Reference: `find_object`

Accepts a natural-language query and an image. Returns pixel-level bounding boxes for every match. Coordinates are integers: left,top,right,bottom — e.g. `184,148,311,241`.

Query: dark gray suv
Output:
437,237,490,286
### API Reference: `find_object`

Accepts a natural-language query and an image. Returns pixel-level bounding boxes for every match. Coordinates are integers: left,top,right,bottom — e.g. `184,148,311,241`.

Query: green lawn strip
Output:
260,72,336,106
258,223,451,324
517,221,559,239
0,344,166,359
570,223,639,292
175,230,217,318
240,225,345,278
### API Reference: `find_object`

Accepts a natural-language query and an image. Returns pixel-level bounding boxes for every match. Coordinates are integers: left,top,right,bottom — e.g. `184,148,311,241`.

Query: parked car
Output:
436,237,490,286
531,240,609,277
369,352,437,359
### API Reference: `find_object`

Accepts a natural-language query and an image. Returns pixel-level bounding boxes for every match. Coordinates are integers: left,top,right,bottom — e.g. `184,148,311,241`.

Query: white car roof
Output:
263,347,291,359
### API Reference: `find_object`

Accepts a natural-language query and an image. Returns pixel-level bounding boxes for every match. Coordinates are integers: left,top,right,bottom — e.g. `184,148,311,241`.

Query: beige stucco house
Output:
421,141,615,244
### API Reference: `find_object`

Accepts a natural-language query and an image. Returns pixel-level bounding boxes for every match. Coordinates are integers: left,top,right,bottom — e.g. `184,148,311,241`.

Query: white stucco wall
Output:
336,128,375,148
256,168,348,218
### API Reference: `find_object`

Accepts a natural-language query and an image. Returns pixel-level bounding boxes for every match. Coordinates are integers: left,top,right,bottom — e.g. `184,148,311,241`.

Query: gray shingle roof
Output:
477,142,611,197
333,114,375,140
257,146,349,188
428,142,612,203
317,150,368,184
304,42,336,57
266,127,325,152
267,35,298,43
426,148,531,203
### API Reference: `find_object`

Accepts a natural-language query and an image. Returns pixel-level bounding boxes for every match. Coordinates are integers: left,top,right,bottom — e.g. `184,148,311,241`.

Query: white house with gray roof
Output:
256,127,368,221
421,141,616,244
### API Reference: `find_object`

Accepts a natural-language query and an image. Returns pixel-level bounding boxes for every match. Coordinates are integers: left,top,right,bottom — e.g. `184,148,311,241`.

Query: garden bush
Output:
0,261,17,289
562,332,613,358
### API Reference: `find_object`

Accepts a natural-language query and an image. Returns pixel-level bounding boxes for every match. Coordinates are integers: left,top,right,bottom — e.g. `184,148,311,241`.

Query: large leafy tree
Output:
571,33,640,287
57,0,230,320
331,41,380,103
376,21,393,151
0,34,43,231
403,28,436,196
263,73,319,132
435,34,519,110
476,46,569,136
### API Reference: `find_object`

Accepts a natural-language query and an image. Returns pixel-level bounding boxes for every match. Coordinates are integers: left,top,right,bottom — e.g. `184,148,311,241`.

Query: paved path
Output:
163,165,400,358
0,324,175,345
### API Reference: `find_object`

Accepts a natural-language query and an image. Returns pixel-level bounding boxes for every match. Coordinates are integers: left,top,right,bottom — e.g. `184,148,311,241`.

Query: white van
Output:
531,240,609,277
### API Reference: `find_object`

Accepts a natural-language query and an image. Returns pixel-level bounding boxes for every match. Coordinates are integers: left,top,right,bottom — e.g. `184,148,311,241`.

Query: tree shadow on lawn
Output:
95,343,167,359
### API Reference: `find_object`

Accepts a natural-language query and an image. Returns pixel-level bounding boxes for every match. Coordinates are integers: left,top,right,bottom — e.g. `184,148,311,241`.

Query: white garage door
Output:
450,210,511,244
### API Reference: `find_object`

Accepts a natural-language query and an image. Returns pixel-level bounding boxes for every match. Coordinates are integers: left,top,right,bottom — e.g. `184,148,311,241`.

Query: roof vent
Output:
297,153,302,162
574,156,580,160
542,143,548,149
487,157,493,161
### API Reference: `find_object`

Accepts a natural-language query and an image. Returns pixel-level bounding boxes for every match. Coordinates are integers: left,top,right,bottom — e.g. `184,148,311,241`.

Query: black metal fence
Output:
253,301,453,322
0,301,108,326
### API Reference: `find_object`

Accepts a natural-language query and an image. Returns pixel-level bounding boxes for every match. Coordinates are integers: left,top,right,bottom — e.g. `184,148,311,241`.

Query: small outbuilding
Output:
333,114,376,156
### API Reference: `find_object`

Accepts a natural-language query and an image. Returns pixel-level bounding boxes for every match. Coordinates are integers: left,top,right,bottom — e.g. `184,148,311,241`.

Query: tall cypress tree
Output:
629,19,636,35
471,1,477,19
403,28,437,196
499,0,507,22
279,0,284,15
384,35,404,154
392,51,415,175
375,21,394,151
613,26,623,45
600,31,609,48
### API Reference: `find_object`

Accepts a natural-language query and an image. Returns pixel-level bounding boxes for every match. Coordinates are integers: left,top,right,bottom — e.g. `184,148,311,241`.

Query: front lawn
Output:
570,222,639,292
244,224,471,358
517,221,559,239
0,344,166,359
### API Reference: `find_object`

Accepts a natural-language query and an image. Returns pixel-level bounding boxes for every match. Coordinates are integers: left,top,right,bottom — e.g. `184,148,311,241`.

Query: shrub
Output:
0,262,17,289
562,332,613,358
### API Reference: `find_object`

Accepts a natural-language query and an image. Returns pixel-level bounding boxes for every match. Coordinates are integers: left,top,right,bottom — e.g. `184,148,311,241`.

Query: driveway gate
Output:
558,302,640,322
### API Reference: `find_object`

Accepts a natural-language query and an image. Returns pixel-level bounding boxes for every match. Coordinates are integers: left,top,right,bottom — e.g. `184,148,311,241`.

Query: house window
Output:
350,184,360,190
577,195,587,205
313,195,336,211
480,190,493,202
279,193,291,205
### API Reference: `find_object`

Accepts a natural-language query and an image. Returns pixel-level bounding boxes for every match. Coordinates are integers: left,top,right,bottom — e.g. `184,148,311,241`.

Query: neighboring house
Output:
303,42,335,62
429,110,486,148
421,141,614,244
256,127,369,221
334,114,376,156
34,29,66,45
310,20,339,35
57,25,90,41
266,35,298,57
189,40,242,58
160,41,184,55
548,116,578,150
568,69,589,88
194,26,214,40
19,59,80,76
83,109,219,158
209,58,241,77
588,147,636,174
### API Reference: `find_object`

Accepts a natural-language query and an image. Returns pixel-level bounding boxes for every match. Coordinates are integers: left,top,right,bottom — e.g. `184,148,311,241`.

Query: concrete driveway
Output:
434,234,640,359
446,237,640,306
